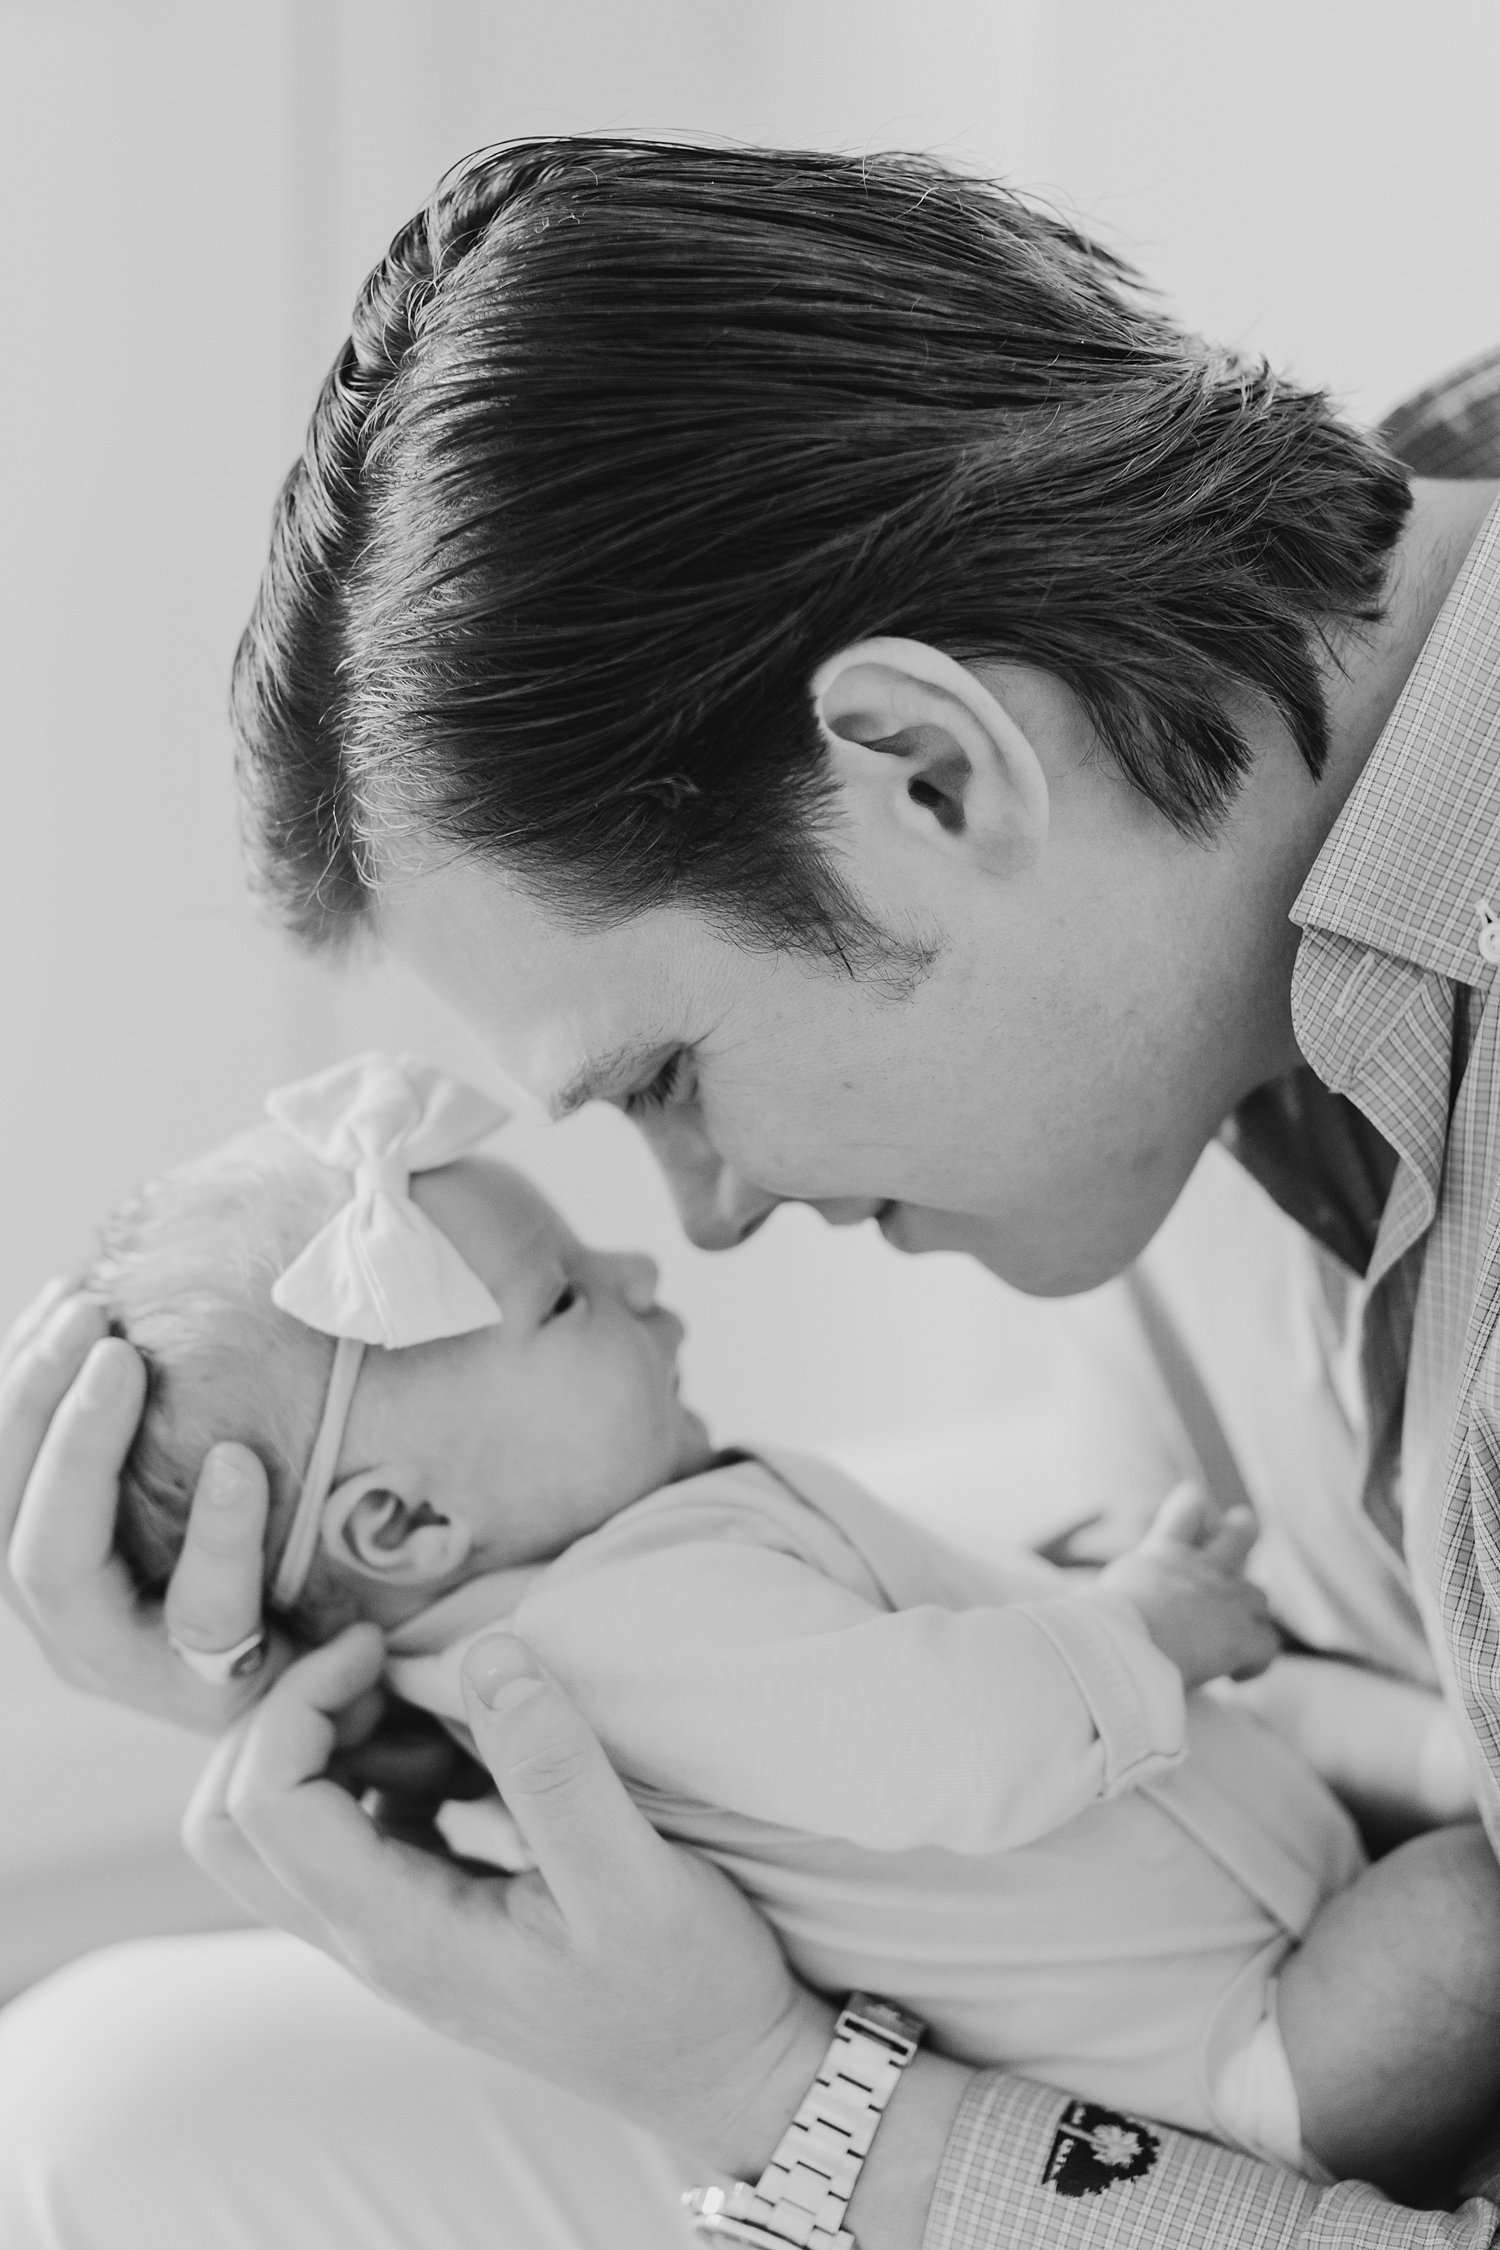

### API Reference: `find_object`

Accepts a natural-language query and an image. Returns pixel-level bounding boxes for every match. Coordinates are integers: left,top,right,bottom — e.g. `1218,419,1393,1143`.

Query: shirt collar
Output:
1292,493,1500,985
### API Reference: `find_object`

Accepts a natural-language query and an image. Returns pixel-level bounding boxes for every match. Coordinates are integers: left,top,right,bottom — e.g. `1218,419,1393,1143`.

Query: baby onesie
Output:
387,1450,1364,2156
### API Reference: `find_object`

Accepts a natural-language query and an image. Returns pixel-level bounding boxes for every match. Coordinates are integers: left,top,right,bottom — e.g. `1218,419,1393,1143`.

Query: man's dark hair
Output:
232,137,1412,961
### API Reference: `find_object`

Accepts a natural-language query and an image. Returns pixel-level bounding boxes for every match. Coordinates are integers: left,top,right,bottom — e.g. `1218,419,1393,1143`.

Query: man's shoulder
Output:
1381,345,1500,480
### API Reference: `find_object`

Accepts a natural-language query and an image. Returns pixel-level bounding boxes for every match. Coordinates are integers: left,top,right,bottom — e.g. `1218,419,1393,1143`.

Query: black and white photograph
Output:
3,2,1500,2243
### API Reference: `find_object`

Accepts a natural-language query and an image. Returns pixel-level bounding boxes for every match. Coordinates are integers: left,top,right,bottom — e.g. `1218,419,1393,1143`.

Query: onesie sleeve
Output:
512,1536,1184,1854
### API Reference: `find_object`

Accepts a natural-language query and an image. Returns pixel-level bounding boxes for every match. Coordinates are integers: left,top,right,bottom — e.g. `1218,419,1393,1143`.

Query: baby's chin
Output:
671,1402,717,1480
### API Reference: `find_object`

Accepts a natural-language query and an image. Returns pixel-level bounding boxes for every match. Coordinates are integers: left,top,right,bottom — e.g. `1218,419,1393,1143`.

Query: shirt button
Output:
1477,902,1500,964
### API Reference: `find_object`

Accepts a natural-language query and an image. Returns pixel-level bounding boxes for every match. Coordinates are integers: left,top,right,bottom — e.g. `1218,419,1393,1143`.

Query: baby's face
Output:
333,1158,714,1596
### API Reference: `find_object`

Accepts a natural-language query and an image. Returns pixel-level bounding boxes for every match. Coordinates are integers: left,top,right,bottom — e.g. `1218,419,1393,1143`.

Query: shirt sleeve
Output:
924,2074,1500,2250
513,1537,1184,1854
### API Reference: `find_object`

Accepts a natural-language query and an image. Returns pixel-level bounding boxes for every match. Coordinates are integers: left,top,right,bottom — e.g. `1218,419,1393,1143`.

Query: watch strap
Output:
684,1994,924,2248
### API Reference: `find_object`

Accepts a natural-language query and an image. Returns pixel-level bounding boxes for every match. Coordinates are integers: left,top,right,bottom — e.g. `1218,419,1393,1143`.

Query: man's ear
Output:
319,1468,473,1587
811,637,1048,877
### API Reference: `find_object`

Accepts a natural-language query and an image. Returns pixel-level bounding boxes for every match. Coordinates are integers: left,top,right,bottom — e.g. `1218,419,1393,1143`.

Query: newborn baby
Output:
98,1052,1500,2203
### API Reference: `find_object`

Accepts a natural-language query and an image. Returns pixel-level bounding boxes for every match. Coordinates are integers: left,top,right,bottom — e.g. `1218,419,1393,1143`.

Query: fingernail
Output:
464,1638,543,1710
204,1450,250,1506
78,1342,125,1404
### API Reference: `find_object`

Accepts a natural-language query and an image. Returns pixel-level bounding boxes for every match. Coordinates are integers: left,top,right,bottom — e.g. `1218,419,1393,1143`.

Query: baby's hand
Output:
1097,1484,1279,1689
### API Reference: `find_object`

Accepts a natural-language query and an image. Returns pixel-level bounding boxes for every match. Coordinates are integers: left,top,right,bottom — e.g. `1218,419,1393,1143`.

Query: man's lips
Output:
729,1198,901,1245
807,1197,898,1230
726,1197,902,1243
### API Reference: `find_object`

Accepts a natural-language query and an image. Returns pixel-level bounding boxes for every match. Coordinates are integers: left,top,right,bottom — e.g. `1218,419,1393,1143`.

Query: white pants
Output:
0,1930,700,2250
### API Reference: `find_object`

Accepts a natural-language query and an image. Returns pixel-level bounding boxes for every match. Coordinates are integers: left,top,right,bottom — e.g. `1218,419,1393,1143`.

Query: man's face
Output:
380,789,1298,1295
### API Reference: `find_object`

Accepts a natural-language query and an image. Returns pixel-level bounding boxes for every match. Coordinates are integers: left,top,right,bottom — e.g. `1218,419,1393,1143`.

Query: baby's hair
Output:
91,1125,360,1639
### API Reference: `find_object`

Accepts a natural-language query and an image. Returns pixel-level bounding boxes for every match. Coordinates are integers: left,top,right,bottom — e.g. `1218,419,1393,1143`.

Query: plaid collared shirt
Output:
924,348,1500,2248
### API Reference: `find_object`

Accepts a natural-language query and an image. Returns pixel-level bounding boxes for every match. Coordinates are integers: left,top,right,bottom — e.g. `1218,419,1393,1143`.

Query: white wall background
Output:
2,0,1498,1987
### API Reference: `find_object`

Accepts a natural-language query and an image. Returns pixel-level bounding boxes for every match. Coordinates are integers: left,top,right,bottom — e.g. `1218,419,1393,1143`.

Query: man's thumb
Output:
459,1632,657,1917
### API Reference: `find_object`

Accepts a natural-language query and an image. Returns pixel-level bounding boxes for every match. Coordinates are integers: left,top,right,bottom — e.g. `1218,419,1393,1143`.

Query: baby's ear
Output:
320,1469,472,1586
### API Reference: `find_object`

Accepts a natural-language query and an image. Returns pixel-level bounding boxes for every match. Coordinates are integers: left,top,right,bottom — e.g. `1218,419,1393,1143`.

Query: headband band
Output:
269,1335,367,1611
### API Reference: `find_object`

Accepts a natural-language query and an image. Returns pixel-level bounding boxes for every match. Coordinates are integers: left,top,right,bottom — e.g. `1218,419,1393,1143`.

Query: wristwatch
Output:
683,1994,925,2250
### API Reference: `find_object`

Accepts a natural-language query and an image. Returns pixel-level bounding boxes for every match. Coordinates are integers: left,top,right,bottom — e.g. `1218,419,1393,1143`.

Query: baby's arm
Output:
512,1487,1273,1857
1277,1823,1500,2202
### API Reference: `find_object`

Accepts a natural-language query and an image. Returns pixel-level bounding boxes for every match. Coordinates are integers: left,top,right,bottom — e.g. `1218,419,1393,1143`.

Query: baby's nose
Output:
612,1250,660,1313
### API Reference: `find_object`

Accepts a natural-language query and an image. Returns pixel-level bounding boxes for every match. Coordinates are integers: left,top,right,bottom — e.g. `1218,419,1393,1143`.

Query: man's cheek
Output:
717,1110,837,1196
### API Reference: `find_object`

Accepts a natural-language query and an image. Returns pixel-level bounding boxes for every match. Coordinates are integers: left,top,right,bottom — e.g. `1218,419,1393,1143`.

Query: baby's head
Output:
96,1086,712,1640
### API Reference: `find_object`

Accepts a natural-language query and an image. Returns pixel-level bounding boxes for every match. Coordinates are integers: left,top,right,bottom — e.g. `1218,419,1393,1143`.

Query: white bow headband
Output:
263,1051,509,1609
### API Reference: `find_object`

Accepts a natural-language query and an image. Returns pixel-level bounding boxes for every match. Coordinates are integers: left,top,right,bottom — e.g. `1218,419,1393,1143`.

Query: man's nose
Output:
633,1107,784,1251
684,1165,783,1251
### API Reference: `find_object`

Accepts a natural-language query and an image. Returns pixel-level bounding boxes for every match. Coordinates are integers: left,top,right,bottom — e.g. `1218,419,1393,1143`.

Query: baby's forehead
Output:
415,1153,569,1274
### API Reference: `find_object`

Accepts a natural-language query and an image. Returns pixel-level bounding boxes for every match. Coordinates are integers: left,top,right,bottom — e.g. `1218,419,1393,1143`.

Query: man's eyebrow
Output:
548,1043,670,1122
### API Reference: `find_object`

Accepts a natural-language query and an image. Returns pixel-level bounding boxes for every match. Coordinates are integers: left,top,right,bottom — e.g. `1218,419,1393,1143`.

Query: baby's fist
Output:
1098,1485,1279,1689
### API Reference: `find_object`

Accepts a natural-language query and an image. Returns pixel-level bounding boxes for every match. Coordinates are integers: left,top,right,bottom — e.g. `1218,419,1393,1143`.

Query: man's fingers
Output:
212,1627,486,1945
164,1444,279,1670
461,1634,665,1930
5,1334,164,1698
0,1299,115,1569
225,1626,387,1805
0,1276,82,1385
156,1440,294,1722
214,1625,399,1907
184,1716,347,1951
0,1312,290,1730
7,1337,146,1618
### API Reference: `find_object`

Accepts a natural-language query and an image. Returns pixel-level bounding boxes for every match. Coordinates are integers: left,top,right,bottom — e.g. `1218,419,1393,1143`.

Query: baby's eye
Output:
544,1282,580,1322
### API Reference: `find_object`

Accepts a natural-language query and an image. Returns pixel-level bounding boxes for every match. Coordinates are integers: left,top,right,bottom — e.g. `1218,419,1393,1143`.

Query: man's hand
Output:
183,1623,836,2177
0,1278,292,1728
1097,1484,1278,1688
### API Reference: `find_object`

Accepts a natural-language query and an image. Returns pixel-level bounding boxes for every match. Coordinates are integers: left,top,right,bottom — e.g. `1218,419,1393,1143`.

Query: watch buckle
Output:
840,1998,920,2068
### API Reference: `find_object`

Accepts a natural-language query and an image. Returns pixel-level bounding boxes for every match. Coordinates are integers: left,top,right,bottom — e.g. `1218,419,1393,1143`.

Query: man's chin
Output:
875,1200,1129,1296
